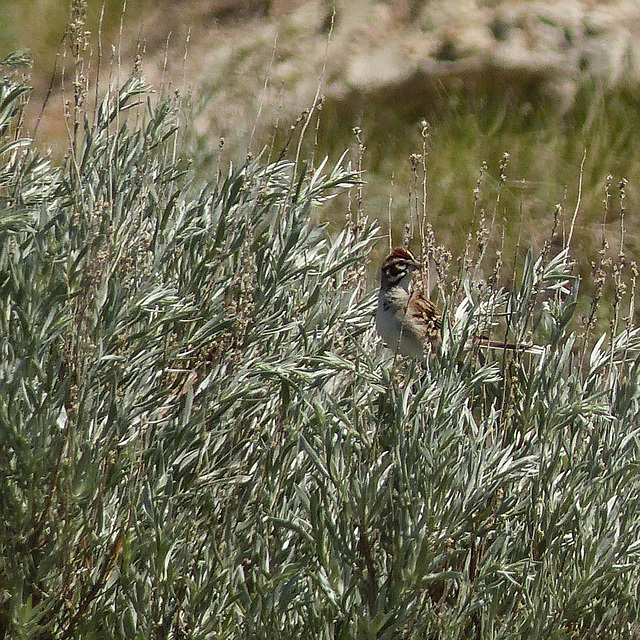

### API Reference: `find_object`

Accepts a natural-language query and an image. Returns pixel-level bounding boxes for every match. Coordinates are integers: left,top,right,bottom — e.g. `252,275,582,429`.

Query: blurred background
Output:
2,0,640,278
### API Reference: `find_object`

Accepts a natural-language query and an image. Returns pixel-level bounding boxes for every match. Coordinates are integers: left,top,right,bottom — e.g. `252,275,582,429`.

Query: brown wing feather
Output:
406,290,442,343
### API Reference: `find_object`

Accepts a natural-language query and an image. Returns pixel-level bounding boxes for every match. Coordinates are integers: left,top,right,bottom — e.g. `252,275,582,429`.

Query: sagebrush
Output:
1,51,640,640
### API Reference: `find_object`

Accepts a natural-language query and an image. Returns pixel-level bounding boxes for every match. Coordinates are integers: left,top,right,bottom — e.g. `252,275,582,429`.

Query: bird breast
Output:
376,288,425,358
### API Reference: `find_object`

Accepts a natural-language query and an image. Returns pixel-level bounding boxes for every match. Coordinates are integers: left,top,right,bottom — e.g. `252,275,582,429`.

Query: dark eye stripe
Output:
384,257,415,272
387,264,405,277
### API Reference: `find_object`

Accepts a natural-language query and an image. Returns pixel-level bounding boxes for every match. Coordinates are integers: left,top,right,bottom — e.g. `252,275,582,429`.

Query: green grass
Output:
0,0,149,55
311,80,639,264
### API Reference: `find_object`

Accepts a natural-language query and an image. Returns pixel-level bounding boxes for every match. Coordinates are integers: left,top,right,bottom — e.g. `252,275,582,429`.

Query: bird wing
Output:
407,291,442,343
